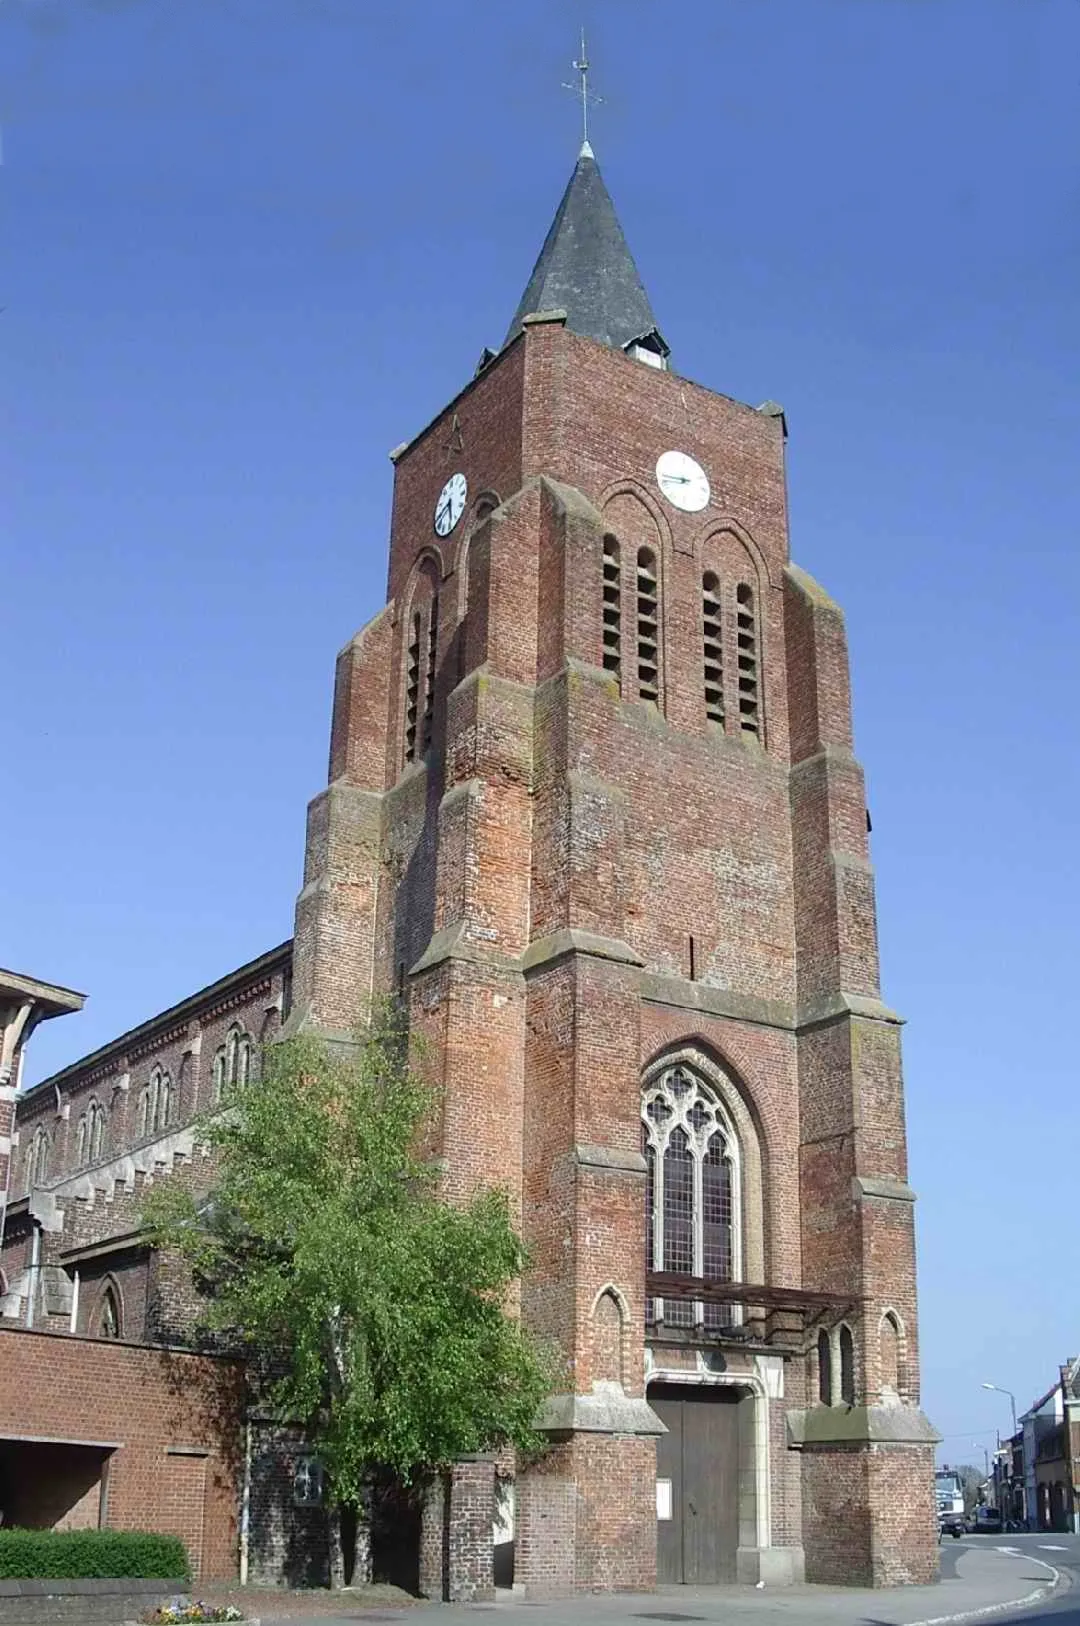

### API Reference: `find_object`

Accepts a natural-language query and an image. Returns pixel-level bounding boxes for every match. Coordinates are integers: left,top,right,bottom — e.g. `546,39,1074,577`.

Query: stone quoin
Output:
4,140,939,1593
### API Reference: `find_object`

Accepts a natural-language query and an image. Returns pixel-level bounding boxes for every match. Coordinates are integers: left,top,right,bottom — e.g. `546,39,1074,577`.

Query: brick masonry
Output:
290,317,939,1592
0,1326,242,1580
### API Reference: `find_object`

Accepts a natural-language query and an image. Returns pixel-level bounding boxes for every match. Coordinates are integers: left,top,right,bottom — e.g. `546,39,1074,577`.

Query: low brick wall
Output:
0,1326,243,1580
0,1576,188,1625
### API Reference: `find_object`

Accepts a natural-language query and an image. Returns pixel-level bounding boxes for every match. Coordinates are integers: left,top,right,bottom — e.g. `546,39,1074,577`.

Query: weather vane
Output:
562,29,603,148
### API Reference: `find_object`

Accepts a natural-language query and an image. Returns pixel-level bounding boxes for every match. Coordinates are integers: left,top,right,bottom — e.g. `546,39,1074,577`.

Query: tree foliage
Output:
144,1013,552,1507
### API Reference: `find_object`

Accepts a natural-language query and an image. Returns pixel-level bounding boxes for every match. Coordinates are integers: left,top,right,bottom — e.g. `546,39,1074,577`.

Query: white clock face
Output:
656,450,710,513
434,472,467,537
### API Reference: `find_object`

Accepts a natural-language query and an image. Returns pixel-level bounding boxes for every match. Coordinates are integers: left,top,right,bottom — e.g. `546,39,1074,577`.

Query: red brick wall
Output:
0,1327,242,1579
288,319,933,1590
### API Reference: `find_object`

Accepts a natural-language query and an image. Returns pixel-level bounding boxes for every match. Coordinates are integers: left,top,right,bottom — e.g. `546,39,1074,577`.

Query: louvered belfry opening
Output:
636,547,659,703
736,583,760,738
703,572,724,724
601,535,622,678
404,609,422,762
420,593,439,754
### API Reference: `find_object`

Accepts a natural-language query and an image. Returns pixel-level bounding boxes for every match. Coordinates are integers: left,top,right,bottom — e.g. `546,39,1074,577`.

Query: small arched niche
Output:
590,1285,627,1389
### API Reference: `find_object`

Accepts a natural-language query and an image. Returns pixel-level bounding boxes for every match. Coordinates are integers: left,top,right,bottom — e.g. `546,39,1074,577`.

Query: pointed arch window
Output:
817,1328,833,1404
839,1324,856,1405
642,1063,738,1331
636,549,660,704
28,1125,51,1188
139,1067,171,1136
703,572,724,724
98,1284,121,1340
87,1098,106,1162
601,536,622,681
735,583,760,738
75,1115,88,1167
212,1024,255,1103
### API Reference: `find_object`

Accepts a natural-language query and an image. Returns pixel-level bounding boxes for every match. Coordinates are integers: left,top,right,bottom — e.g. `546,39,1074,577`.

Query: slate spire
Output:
504,144,667,358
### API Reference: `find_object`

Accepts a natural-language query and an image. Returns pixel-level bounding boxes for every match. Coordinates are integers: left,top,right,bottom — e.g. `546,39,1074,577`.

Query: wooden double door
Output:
651,1383,740,1584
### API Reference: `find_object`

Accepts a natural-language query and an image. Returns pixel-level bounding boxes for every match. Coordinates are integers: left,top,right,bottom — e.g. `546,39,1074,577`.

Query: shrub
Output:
0,1529,189,1580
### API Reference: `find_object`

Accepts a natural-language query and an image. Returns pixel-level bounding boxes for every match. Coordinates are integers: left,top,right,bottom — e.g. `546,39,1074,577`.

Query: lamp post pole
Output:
982,1383,1021,1527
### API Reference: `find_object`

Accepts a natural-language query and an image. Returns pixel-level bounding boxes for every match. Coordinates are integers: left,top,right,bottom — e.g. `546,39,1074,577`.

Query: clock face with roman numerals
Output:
434,472,467,537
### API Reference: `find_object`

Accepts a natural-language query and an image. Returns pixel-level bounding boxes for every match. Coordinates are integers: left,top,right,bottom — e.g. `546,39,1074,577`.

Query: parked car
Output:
939,1510,966,1539
974,1506,1003,1534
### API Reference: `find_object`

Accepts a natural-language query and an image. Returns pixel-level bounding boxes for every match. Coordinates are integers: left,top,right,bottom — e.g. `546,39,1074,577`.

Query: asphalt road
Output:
943,1531,1079,1622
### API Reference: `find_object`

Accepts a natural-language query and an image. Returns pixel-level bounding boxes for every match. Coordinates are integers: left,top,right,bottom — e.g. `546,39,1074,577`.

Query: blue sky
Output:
4,0,1078,1460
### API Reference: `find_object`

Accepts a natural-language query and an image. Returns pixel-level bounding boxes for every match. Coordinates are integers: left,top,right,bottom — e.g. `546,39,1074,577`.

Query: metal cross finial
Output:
562,28,602,150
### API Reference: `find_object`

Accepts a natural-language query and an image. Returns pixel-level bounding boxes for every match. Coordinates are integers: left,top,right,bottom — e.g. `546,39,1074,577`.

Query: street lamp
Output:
982,1382,1019,1437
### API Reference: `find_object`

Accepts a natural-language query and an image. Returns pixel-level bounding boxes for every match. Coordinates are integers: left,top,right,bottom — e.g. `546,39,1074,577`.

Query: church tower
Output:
289,142,938,1595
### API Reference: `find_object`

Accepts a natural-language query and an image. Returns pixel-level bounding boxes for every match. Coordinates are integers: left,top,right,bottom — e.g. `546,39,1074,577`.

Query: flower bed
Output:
143,1606,247,1624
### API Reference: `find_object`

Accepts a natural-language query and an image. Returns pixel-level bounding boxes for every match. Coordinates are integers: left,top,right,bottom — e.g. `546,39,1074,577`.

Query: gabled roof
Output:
504,142,666,356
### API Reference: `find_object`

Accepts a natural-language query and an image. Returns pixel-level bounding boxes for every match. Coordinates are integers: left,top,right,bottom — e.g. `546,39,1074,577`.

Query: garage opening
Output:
0,1438,112,1529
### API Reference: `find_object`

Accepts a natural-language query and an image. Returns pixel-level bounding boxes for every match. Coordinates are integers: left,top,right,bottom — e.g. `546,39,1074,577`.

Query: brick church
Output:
2,140,939,1593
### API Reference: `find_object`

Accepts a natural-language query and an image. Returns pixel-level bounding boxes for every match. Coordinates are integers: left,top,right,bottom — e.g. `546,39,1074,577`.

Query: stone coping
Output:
0,1578,189,1596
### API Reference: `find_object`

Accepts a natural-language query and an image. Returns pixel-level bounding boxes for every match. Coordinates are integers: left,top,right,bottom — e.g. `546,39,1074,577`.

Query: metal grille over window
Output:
736,583,760,737
637,548,659,703
703,572,724,724
421,594,439,753
405,611,422,763
643,1064,738,1331
602,535,622,678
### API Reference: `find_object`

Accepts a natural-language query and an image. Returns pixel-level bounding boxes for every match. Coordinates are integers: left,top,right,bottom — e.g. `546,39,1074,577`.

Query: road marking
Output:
1038,1543,1068,1550
906,1554,1061,1626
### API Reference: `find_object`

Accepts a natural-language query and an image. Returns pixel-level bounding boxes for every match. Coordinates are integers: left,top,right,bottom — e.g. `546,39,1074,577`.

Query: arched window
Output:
214,1025,255,1101
147,1067,161,1134
735,583,760,738
28,1126,51,1187
636,548,660,704
98,1284,121,1340
839,1324,856,1406
703,573,724,725
75,1115,88,1166
879,1312,901,1400
212,1047,227,1105
817,1329,832,1404
236,1032,253,1087
88,1099,106,1162
158,1072,171,1129
642,1063,738,1332
601,536,622,681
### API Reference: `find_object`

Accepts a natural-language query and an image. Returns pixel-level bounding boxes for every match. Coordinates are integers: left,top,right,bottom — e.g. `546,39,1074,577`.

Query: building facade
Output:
5,141,938,1592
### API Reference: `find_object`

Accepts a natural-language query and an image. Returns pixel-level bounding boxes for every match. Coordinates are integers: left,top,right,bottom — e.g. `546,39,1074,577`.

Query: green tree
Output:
144,1012,552,1583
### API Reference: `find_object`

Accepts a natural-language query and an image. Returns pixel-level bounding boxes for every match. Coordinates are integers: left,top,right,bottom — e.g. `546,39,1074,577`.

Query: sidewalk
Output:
228,1543,1067,1626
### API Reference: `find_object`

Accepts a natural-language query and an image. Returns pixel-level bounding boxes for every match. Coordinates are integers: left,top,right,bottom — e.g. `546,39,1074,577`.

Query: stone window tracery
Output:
642,1063,738,1331
212,1024,254,1104
77,1098,107,1165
